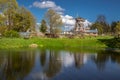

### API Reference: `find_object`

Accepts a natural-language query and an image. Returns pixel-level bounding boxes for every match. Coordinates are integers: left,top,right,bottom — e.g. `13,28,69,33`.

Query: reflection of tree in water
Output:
74,53,84,69
40,49,46,67
92,50,109,71
92,50,120,71
44,50,62,78
109,51,120,64
0,50,35,80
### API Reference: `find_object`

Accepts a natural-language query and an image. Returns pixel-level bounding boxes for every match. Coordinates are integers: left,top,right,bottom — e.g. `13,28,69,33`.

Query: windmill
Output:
74,17,85,34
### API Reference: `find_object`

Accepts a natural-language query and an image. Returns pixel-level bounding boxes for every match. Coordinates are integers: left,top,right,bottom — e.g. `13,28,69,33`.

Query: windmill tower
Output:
74,17,85,34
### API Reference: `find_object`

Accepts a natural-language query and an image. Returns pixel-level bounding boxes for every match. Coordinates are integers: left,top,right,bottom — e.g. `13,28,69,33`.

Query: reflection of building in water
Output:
74,54,84,68
25,50,98,80
74,53,91,68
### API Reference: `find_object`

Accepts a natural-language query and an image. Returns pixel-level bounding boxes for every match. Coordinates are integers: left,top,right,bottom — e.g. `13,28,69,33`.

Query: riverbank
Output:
0,36,112,49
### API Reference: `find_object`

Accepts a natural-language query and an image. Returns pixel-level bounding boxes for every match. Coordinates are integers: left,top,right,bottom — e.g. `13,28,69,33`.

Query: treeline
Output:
94,15,120,49
91,15,120,36
0,0,120,38
0,0,36,37
0,0,63,38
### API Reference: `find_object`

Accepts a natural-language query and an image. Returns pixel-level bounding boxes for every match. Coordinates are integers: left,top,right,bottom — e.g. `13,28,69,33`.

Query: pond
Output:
0,48,120,80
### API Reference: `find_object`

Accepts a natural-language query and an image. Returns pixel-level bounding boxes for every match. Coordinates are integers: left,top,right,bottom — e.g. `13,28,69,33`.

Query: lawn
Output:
0,36,112,49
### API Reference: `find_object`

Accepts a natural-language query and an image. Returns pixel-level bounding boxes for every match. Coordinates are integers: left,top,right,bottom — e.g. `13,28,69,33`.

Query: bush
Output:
4,30,20,38
99,37,120,49
107,38,120,49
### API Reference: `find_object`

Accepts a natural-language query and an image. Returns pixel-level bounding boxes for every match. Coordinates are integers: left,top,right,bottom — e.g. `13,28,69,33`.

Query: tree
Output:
40,19,47,33
0,1,36,32
111,21,118,34
96,15,110,34
115,22,120,34
91,22,103,35
45,9,63,37
0,0,18,12
12,7,36,32
96,15,106,23
0,13,6,26
1,0,18,30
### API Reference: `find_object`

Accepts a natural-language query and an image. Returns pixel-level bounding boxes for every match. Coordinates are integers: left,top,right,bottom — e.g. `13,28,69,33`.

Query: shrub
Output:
4,30,20,38
99,37,120,49
108,38,120,49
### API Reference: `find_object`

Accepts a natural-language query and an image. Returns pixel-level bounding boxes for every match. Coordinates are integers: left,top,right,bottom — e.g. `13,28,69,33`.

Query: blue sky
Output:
17,0,120,24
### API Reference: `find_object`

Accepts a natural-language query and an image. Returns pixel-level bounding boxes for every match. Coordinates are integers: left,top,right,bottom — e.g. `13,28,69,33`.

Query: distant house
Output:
84,28,98,36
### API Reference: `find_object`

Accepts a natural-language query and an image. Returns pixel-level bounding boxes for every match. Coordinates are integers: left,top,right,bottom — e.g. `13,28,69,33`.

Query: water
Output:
0,48,120,80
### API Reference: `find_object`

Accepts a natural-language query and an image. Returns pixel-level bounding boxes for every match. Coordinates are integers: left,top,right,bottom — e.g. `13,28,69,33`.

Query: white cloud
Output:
31,1,64,13
61,15,75,30
33,1,55,8
83,20,92,28
61,15,75,26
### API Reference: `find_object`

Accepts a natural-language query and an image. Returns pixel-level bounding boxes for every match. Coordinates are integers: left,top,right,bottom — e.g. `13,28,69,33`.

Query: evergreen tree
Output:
115,22,120,34
96,15,110,34
111,21,119,34
40,20,47,33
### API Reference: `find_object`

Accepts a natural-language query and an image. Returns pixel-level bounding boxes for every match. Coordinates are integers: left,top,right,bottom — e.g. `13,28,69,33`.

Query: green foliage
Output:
95,15,110,34
40,20,47,33
98,37,120,49
0,26,7,35
0,36,111,49
45,9,63,35
0,1,36,32
0,0,18,11
0,13,6,26
111,21,118,34
4,30,20,38
115,22,120,34
91,22,103,34
12,7,36,32
110,21,120,35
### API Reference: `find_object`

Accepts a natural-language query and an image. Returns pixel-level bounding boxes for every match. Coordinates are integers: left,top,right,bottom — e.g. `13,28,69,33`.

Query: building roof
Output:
85,29,98,33
75,17,85,22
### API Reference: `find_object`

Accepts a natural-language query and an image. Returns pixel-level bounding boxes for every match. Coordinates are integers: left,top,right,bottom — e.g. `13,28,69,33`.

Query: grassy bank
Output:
0,36,112,49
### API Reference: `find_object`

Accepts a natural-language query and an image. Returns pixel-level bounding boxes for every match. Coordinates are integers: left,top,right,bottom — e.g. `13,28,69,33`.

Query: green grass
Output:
0,36,113,49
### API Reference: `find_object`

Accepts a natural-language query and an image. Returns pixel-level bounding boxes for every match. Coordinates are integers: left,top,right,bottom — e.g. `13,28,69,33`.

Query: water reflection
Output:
0,49,119,80
40,49,46,67
44,50,62,78
92,51,120,71
92,51,109,71
0,50,35,80
74,54,86,68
